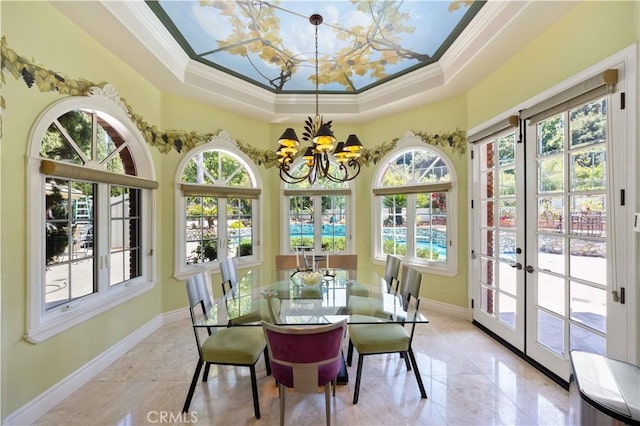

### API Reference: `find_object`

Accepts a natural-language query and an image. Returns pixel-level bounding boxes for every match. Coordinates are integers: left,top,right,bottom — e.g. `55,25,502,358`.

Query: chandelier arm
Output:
280,161,313,184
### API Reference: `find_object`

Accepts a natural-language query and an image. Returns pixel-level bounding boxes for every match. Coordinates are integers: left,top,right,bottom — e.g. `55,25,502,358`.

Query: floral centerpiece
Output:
300,270,323,286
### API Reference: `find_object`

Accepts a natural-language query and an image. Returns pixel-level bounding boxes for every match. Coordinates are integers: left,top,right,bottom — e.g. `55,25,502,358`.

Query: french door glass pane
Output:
538,196,563,233
569,239,606,284
480,229,495,257
570,281,606,333
538,115,564,156
498,231,516,261
538,235,565,275
537,273,565,315
569,323,605,355
481,171,494,198
569,195,606,237
538,156,564,193
499,261,516,295
481,257,495,286
538,310,564,355
569,98,606,148
570,147,606,191
499,293,517,329
481,285,495,316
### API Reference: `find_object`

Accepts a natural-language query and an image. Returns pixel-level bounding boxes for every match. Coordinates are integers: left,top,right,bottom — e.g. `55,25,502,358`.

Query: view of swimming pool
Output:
289,224,448,258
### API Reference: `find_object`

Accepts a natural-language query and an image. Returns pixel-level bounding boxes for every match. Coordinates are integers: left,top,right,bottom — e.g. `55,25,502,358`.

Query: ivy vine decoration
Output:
359,140,398,166
1,37,215,154
412,129,467,156
235,139,281,169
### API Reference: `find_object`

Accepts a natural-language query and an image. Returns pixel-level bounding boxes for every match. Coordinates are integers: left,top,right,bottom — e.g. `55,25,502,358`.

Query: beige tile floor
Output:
34,311,573,425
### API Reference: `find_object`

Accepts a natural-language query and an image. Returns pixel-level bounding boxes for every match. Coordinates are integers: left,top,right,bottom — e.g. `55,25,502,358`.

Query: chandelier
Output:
276,14,363,185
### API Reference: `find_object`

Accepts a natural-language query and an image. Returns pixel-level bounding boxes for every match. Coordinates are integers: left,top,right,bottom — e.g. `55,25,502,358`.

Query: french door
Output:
471,74,632,382
472,128,525,351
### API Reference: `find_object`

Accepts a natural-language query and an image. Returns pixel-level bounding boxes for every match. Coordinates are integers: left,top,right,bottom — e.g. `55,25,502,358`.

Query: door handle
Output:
510,262,522,270
525,265,534,273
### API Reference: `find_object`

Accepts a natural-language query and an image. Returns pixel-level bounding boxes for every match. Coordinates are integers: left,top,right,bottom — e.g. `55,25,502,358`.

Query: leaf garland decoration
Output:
0,37,467,162
0,37,214,154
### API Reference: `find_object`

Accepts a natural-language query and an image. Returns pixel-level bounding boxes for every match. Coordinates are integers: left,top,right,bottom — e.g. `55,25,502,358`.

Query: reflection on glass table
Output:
193,268,428,328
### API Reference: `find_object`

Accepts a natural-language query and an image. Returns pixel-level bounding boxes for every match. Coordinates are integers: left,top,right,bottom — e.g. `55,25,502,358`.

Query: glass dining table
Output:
195,268,429,329
194,267,429,384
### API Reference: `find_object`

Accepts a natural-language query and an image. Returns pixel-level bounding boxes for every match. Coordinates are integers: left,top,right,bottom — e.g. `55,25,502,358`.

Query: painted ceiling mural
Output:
148,0,484,93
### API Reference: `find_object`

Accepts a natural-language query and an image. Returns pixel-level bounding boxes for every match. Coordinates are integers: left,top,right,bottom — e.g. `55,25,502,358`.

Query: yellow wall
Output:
1,0,639,419
467,1,638,127
0,1,164,416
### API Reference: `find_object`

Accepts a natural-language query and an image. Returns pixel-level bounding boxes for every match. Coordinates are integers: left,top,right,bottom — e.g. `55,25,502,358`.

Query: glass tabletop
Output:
195,268,429,327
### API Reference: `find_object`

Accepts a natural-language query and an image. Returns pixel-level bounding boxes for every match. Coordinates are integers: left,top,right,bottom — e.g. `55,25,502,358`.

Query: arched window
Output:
175,131,261,276
281,161,354,255
372,131,458,275
27,88,157,342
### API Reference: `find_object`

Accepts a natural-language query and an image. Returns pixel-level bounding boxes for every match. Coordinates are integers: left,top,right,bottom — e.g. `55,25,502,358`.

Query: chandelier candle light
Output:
276,14,363,184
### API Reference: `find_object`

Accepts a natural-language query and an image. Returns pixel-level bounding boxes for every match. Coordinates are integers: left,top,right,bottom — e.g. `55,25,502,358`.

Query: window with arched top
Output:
27,91,157,343
175,131,261,276
280,160,355,255
372,132,458,275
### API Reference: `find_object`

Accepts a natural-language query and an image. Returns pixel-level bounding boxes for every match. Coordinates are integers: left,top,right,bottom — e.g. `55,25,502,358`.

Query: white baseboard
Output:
4,315,164,426
420,297,471,321
162,306,190,324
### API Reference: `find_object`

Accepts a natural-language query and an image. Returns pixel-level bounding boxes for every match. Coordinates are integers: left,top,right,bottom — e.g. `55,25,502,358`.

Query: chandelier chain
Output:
314,20,319,118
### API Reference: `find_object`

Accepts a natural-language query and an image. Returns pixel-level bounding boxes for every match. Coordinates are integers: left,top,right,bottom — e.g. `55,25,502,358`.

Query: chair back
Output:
398,265,422,312
319,254,357,270
262,320,347,393
220,257,238,293
186,272,213,313
384,255,401,292
275,254,302,271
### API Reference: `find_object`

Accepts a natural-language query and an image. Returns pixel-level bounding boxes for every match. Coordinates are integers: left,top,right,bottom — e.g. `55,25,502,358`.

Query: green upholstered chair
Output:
262,320,347,426
182,274,270,418
346,265,427,404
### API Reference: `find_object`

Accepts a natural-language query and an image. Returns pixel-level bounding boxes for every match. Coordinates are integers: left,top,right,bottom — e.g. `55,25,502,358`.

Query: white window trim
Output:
173,131,263,279
371,131,459,276
26,87,157,343
279,160,356,255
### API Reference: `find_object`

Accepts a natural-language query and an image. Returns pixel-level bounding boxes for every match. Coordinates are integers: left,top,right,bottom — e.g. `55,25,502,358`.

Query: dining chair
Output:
346,265,427,404
262,319,348,426
182,275,271,418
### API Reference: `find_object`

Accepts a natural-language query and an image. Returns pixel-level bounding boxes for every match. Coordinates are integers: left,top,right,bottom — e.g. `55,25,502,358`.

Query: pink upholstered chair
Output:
262,320,347,426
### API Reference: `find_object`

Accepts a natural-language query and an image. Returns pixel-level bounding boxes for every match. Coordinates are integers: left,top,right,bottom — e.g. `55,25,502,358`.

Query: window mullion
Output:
97,182,109,292
407,194,417,260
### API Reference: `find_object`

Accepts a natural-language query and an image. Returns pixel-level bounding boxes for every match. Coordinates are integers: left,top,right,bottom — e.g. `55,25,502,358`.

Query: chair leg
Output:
353,354,364,404
332,379,336,397
264,347,272,376
407,348,427,399
346,339,354,366
250,365,261,419
324,382,331,426
402,351,412,371
202,362,211,382
279,382,285,426
182,359,203,413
